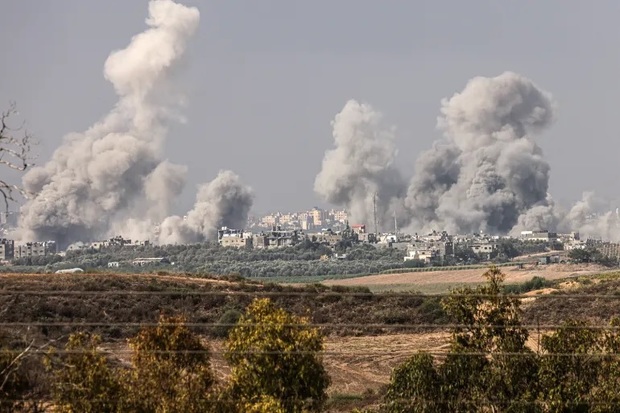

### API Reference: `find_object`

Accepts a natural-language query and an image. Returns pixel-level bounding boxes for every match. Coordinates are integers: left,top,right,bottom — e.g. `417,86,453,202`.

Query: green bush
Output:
212,309,243,338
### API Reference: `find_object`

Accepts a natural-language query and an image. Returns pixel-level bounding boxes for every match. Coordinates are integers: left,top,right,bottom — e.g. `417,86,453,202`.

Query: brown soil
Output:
323,263,612,289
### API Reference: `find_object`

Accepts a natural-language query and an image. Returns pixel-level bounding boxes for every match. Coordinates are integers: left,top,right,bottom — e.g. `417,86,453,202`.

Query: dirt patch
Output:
322,332,450,394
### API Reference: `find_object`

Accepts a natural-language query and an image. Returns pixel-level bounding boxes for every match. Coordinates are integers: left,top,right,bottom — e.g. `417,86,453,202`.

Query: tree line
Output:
10,238,583,278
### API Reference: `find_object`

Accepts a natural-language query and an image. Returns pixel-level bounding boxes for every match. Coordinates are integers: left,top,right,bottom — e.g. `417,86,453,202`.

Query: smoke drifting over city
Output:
314,100,407,231
316,72,620,241
15,0,253,248
12,0,619,247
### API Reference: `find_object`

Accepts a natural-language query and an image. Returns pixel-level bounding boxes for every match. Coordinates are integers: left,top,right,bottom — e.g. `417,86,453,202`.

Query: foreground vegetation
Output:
4,269,620,411
372,268,620,412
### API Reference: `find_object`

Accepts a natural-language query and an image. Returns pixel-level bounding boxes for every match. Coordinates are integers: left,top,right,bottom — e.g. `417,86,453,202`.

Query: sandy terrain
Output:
323,263,614,292
195,333,453,395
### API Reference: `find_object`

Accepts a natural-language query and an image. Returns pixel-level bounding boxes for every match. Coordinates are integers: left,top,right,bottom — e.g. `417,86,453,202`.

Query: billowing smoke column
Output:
405,71,556,235
16,0,253,247
314,100,407,229
158,170,254,244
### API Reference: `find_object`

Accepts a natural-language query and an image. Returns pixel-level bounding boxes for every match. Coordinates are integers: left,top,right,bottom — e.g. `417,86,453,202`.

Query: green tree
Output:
539,320,602,413
440,267,538,412
568,248,593,263
124,314,214,413
212,308,243,338
382,267,538,413
592,317,620,413
225,298,330,413
383,352,443,413
47,332,122,413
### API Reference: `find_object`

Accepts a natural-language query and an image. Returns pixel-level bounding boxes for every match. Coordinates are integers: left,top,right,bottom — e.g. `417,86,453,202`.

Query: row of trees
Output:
569,247,618,266
377,268,620,412
15,239,575,277
19,242,406,277
2,298,329,412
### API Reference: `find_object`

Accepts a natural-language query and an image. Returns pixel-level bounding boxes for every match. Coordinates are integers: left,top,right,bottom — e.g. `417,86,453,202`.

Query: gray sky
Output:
2,0,619,215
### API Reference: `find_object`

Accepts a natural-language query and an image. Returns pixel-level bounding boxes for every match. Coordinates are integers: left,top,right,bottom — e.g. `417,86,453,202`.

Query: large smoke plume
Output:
314,100,407,230
317,71,620,240
16,0,253,247
405,71,555,234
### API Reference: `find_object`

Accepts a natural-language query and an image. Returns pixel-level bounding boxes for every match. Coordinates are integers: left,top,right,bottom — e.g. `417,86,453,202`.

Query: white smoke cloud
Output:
16,0,254,248
157,170,254,245
314,99,406,229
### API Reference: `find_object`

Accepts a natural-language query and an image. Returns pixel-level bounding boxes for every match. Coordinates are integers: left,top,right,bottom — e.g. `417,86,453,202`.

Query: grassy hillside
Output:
522,271,620,325
0,273,447,341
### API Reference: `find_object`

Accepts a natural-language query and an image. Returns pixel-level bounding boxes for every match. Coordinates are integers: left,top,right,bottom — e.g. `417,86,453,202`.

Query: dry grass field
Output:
102,332,452,396
322,263,613,293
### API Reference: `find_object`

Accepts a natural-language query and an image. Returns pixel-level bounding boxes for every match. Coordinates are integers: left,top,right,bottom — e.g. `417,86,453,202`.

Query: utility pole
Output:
394,210,398,235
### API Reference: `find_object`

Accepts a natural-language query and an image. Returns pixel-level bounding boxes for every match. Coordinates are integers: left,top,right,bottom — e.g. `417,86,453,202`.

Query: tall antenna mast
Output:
394,210,398,235
373,192,378,236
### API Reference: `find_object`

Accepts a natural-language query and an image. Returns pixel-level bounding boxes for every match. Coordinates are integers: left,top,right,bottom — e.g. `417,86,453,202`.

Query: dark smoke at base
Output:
14,0,253,248
405,71,555,235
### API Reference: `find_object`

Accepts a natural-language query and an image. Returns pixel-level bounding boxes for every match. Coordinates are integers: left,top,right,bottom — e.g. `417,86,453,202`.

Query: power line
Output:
1,290,620,299
0,322,619,330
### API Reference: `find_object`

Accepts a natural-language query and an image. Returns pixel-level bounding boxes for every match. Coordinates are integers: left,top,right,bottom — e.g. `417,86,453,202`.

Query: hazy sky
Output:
2,1,620,215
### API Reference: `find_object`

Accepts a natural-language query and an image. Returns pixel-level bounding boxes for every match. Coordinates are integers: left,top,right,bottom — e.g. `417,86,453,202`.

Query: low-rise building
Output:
404,249,439,264
132,257,170,266
220,236,252,248
314,231,343,247
218,227,253,249
472,242,497,259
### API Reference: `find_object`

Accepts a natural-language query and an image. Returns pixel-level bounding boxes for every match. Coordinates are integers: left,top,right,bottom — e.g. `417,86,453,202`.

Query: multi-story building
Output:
0,239,14,260
14,241,57,259
298,213,313,231
218,227,253,249
261,214,278,227
520,230,558,242
253,226,300,249
472,241,497,259
314,230,343,247
332,209,348,223
90,236,150,250
311,207,325,227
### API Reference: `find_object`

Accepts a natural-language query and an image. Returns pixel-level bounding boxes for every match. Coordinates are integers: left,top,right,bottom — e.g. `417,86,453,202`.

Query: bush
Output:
225,298,330,412
47,332,122,413
124,315,215,413
212,308,243,338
